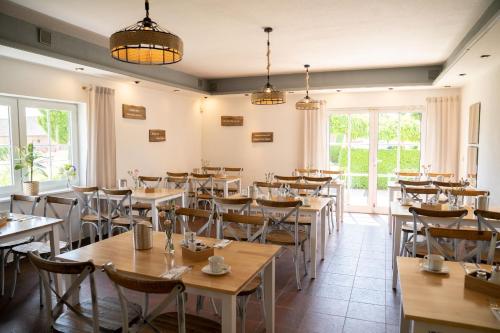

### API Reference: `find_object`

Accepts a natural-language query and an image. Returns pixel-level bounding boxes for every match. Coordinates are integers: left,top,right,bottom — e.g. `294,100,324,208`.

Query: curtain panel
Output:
422,96,460,177
87,86,117,188
303,101,329,170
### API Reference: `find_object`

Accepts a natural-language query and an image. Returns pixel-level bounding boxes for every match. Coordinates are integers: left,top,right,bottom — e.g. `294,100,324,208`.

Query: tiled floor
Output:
0,213,400,332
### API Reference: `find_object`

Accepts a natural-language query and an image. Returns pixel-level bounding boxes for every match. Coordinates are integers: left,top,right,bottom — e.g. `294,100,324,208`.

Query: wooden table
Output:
390,202,494,289
58,232,280,333
212,176,242,197
398,257,500,333
0,213,63,294
104,189,185,231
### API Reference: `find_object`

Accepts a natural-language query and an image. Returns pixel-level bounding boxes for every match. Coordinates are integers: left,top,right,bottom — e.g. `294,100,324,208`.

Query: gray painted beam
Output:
207,65,442,94
0,12,208,93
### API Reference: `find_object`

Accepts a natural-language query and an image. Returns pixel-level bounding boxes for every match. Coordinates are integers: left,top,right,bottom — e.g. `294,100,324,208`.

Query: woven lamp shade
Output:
296,96,321,110
251,87,286,105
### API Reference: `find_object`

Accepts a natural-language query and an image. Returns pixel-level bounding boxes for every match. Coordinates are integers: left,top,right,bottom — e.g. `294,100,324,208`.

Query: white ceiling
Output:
7,0,494,79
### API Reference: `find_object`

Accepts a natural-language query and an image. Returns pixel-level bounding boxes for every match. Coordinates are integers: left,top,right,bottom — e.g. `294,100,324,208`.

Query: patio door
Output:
328,107,423,213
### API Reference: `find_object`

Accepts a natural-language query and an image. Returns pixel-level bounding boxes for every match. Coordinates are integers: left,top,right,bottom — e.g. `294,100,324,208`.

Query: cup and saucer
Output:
420,254,449,274
202,255,231,276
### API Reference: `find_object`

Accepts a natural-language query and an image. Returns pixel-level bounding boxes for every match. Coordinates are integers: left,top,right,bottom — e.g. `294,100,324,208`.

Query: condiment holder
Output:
181,238,214,261
464,270,500,298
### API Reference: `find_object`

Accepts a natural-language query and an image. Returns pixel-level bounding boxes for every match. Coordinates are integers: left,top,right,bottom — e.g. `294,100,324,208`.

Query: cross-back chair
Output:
72,186,105,247
432,180,469,191
274,175,301,184
131,176,163,216
102,188,146,236
258,198,306,290
395,171,421,180
404,207,468,258
191,173,214,209
174,207,214,236
10,196,78,302
401,186,440,203
28,252,141,333
295,168,318,176
428,172,454,181
103,262,221,333
447,189,490,207
288,183,323,197
223,167,243,176
214,197,256,240
320,170,344,182
202,166,222,174
398,180,432,187
253,181,281,198
0,194,41,296
474,210,500,264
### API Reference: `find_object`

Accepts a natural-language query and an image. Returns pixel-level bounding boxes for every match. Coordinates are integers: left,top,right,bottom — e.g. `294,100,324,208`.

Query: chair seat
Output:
53,296,141,333
81,214,107,223
0,237,33,249
266,230,307,245
13,241,68,254
130,202,152,211
238,276,261,296
147,312,221,333
197,194,213,200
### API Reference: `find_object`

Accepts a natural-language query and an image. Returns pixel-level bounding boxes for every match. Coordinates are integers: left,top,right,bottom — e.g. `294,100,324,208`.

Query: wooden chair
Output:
174,207,214,237
398,180,432,187
447,189,490,204
202,166,222,174
72,186,105,247
103,263,221,333
102,188,149,236
253,181,281,198
432,180,469,190
288,183,323,197
474,210,500,264
320,170,344,181
304,176,336,233
428,172,454,181
0,194,41,296
405,207,468,258
223,167,243,194
159,175,190,219
10,196,78,302
257,198,307,290
214,197,259,240
191,173,215,209
423,227,496,264
131,176,163,217
295,168,318,176
28,252,141,333
274,175,301,184
400,186,440,203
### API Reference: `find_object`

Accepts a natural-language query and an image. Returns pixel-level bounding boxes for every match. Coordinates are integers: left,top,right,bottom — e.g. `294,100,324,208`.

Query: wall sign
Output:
252,132,273,143
149,129,166,142
468,102,480,144
221,116,244,126
122,104,146,120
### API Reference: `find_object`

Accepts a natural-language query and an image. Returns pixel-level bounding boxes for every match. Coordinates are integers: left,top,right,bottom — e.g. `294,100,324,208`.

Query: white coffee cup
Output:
424,254,444,271
208,255,224,273
0,211,9,219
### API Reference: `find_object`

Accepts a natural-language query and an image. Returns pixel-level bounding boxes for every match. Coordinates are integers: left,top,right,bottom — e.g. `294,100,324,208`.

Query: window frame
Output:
0,96,79,195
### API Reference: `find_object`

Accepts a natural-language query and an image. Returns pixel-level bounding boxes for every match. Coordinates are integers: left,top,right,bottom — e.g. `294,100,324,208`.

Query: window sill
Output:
0,188,73,203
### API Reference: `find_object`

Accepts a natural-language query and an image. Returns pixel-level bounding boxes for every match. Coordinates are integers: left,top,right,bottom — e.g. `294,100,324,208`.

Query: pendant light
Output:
110,0,183,65
251,27,286,105
296,64,321,110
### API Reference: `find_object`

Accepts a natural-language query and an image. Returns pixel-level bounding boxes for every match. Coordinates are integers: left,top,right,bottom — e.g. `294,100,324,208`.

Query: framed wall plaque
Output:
122,104,146,120
468,102,480,144
149,129,166,142
252,132,273,143
221,116,244,126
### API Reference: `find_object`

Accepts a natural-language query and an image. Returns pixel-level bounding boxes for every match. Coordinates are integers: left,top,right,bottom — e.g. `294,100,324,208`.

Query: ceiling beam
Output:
0,12,208,93
207,65,442,94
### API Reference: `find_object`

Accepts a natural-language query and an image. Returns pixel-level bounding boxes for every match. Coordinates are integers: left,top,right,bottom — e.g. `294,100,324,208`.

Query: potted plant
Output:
60,163,77,189
14,143,46,195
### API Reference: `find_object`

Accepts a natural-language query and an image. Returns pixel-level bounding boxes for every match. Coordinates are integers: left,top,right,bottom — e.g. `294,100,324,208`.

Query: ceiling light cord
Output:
266,30,271,85
305,66,310,97
145,0,150,18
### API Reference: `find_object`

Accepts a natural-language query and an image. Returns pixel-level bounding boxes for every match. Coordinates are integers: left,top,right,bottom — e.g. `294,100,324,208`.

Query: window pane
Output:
329,114,348,144
400,112,421,144
31,145,49,182
350,114,369,143
400,146,420,171
378,113,399,143
26,108,50,145
0,106,13,187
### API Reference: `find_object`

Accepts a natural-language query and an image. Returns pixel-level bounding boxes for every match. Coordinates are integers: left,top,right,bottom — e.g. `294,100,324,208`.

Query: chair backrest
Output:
401,186,440,203
166,172,189,178
174,207,213,236
165,176,189,191
223,167,243,176
72,186,101,221
398,180,431,187
474,210,500,258
202,166,222,174
219,213,267,242
288,183,323,197
102,189,133,228
408,207,468,258
138,176,162,188
428,172,454,181
320,170,343,181
424,227,495,264
257,199,302,246
274,175,301,183
103,263,185,333
191,173,214,197
44,196,79,250
295,168,318,176
448,189,490,197
395,171,421,179
27,251,99,332
253,181,281,197
10,194,41,215
432,180,468,189
214,197,253,239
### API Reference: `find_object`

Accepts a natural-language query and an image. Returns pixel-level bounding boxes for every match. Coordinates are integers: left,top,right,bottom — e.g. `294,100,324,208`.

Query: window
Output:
0,96,79,195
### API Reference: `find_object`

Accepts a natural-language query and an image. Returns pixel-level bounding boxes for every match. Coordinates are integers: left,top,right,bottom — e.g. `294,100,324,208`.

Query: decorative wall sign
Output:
122,104,146,120
149,129,166,142
468,102,480,144
221,116,244,126
467,146,478,178
252,132,273,143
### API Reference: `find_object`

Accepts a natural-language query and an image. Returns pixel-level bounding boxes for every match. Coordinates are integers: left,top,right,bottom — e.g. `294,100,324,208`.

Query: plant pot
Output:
23,181,39,196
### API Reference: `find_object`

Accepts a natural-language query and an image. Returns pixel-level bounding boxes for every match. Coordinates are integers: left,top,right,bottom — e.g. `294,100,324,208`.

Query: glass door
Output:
329,109,423,213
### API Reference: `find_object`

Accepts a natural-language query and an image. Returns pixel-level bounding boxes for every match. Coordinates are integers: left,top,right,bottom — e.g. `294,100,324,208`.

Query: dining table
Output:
58,231,281,333
398,257,500,333
211,175,242,197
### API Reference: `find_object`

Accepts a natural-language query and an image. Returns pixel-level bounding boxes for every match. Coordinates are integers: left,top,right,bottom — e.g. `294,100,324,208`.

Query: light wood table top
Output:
390,201,500,220
0,213,63,239
398,257,500,332
58,232,281,295
127,188,184,200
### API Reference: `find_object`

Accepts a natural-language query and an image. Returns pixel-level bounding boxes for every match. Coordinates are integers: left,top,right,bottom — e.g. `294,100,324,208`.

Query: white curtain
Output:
422,96,460,177
87,86,117,188
303,101,329,170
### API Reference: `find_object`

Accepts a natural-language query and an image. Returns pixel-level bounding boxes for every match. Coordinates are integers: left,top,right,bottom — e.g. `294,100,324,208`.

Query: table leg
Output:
224,182,229,198
49,225,62,295
180,193,186,234
400,303,410,333
336,187,341,230
388,189,395,235
264,258,275,333
220,294,236,333
151,201,159,231
310,212,318,278
392,217,401,289
320,207,326,260
65,273,80,306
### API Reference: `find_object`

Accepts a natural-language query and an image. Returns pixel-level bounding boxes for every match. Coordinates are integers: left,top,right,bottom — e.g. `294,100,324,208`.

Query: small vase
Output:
23,181,39,196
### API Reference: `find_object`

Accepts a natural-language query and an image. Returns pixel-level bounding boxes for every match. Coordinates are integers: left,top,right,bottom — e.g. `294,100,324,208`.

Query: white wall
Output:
202,88,460,187
460,62,500,205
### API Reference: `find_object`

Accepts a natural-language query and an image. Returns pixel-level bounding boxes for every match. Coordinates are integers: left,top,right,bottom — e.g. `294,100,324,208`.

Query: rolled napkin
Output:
213,239,232,248
161,266,191,280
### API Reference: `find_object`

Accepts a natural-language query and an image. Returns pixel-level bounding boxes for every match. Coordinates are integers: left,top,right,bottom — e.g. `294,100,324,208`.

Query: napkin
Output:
161,266,191,280
213,239,232,248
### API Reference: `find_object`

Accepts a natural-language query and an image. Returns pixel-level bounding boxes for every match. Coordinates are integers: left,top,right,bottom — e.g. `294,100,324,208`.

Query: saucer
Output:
420,262,449,274
201,264,231,276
